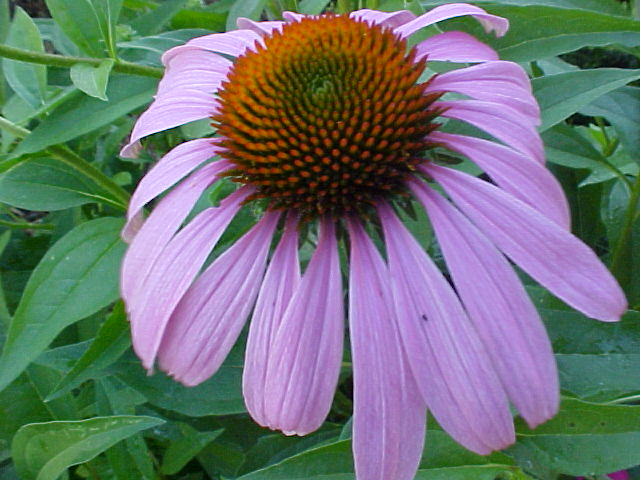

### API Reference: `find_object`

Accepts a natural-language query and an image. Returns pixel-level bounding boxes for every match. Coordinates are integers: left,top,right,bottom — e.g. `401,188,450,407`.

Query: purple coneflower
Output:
120,3,627,478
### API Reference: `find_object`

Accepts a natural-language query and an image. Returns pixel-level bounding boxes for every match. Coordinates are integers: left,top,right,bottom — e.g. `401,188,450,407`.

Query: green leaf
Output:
89,0,123,58
581,86,640,162
3,8,47,108
115,337,245,416
226,0,266,31
44,0,104,57
15,75,156,155
70,59,114,101
161,425,223,475
483,6,640,63
129,0,188,36
0,218,126,392
46,302,130,401
299,0,332,15
0,157,114,210
532,69,640,132
11,416,164,480
512,398,640,476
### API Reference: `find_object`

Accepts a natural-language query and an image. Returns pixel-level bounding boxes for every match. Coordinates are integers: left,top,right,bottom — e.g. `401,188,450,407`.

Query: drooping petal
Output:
123,140,230,241
415,31,498,63
244,214,301,426
425,164,627,321
428,131,570,229
378,202,514,454
411,180,559,427
437,99,544,163
425,61,539,123
347,218,426,480
183,29,263,57
237,17,284,36
128,187,252,371
158,211,280,386
395,3,508,39
262,218,344,436
121,161,230,298
350,9,416,29
158,46,231,96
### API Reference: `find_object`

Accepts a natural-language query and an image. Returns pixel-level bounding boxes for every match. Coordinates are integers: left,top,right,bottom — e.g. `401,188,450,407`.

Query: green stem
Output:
0,43,163,79
0,219,54,230
0,116,129,210
610,174,640,280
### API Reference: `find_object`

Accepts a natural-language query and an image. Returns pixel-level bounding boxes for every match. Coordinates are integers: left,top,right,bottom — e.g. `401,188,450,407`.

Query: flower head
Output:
120,4,627,479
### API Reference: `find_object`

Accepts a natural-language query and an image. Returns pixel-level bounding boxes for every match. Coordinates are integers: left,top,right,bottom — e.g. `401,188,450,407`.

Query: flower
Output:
120,3,627,479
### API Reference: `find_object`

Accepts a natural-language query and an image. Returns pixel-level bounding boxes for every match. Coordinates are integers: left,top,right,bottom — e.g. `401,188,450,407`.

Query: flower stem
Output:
0,115,129,211
610,173,640,281
0,43,163,79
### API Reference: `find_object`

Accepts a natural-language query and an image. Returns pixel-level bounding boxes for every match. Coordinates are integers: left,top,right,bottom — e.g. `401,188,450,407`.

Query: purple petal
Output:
429,131,570,229
121,91,218,158
426,61,539,123
410,180,559,427
262,218,344,435
158,211,280,386
236,18,284,35
378,202,515,454
121,162,230,301
159,45,231,94
437,99,544,163
347,218,426,480
415,31,498,63
395,3,509,39
185,29,263,56
282,11,305,22
425,164,628,321
244,214,301,426
127,187,252,371
350,9,416,29
123,140,229,241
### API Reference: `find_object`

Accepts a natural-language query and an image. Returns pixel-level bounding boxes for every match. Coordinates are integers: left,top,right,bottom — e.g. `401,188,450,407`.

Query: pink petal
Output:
185,29,263,56
411,180,559,427
350,9,416,29
378,202,515,455
244,214,301,426
121,91,218,158
121,162,230,300
159,45,231,95
395,3,508,39
425,61,539,123
425,164,628,321
128,187,252,371
415,31,498,63
282,11,305,22
123,140,229,241
236,18,284,36
609,472,631,480
429,131,570,229
347,218,426,480
262,218,344,435
437,99,544,163
158,211,280,386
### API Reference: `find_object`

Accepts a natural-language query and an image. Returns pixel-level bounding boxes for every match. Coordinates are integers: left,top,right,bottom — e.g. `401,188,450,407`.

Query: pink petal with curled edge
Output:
283,11,305,22
429,131,570,229
426,61,539,123
415,31,498,63
378,202,514,455
395,3,508,39
236,17,284,36
120,91,218,158
128,187,252,371
121,161,230,298
184,29,263,56
437,99,544,163
262,218,344,435
411,180,559,427
123,140,229,241
347,218,426,480
156,47,230,100
158,211,280,386
350,9,416,28
425,164,628,321
244,214,301,426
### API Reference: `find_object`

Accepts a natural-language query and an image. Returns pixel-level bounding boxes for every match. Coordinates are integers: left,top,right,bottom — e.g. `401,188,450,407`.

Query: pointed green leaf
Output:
44,0,104,57
70,59,114,101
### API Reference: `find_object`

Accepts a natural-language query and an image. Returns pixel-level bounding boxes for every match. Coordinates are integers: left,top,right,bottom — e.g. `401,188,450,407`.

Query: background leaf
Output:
44,0,105,57
69,59,114,101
